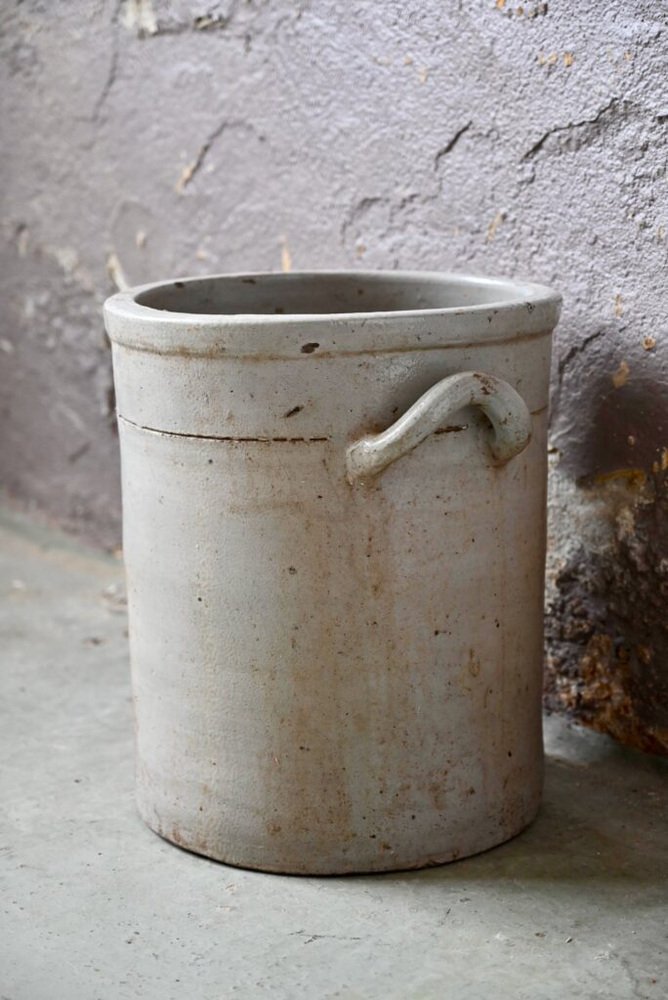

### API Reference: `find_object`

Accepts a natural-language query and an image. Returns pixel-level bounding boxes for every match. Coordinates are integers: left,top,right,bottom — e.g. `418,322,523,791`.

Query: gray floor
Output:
1,506,666,1000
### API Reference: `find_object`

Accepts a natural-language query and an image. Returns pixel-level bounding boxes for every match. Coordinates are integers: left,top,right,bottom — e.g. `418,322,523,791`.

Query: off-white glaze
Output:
105,270,561,874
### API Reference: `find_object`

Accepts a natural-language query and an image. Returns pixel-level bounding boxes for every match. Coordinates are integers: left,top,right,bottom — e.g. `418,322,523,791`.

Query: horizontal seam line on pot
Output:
109,327,552,358
118,408,548,442
117,415,330,442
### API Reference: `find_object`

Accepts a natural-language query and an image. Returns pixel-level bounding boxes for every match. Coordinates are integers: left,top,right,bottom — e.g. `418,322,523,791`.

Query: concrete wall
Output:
1,0,666,750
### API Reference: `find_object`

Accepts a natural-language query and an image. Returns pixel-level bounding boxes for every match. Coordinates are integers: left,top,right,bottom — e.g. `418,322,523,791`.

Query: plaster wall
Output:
1,0,666,749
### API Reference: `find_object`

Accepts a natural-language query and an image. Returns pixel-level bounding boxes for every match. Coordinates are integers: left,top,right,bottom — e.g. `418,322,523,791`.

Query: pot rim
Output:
104,269,561,357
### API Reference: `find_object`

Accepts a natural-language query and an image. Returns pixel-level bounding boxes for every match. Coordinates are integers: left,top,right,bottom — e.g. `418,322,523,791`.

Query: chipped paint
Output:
106,252,129,291
537,53,559,67
612,360,630,388
280,236,293,273
175,160,197,193
486,211,505,242
120,0,158,36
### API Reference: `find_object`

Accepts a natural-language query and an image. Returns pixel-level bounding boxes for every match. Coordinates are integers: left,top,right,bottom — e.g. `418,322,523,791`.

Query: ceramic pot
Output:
104,270,561,874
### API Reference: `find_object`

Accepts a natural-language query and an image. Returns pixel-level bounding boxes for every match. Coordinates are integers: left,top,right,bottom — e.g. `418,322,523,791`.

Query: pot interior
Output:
134,272,525,317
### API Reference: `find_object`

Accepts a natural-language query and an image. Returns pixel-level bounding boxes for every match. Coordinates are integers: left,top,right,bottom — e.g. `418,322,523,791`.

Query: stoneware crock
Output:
104,270,561,874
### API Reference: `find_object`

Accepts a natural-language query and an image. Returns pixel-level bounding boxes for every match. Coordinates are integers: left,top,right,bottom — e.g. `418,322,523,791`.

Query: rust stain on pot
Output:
472,372,495,395
468,649,481,677
428,780,447,811
434,424,468,434
155,821,211,859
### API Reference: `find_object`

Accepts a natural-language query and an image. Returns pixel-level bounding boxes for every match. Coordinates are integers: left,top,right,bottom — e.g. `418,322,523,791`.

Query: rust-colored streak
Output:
428,781,447,812
545,468,668,755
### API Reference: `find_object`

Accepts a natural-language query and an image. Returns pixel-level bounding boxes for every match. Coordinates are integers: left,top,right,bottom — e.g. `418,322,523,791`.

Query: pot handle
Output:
346,371,532,482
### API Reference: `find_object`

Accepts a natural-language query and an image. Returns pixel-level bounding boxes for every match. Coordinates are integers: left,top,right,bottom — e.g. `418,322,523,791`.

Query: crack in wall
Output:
117,0,308,45
92,0,124,122
176,120,230,193
175,120,259,193
556,328,606,391
522,97,621,160
341,120,475,250
434,121,473,169
339,196,390,247
137,11,232,36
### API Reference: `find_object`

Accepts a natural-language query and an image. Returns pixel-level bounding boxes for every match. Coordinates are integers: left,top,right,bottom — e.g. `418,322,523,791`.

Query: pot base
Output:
140,802,541,876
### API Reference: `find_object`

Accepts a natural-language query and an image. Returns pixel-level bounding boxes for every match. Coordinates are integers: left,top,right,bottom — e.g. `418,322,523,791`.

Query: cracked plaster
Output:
1,0,667,748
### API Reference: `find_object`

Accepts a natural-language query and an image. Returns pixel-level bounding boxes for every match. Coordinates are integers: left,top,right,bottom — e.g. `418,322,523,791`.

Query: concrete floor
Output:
1,506,667,1000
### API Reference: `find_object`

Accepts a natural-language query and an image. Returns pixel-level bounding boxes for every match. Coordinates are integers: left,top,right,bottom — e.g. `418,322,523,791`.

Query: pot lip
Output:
104,269,562,356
